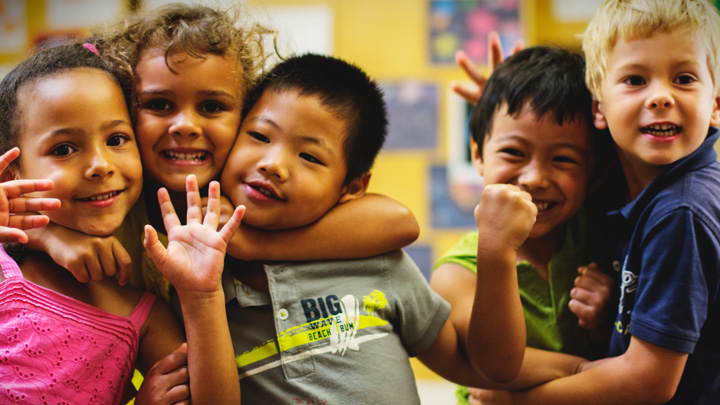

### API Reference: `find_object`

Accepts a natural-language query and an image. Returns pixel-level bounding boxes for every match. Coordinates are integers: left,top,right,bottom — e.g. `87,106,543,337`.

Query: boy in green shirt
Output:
433,45,615,404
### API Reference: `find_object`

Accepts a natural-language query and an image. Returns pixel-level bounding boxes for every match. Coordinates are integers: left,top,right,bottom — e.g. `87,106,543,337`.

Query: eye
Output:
50,143,77,157
300,153,322,165
499,148,523,158
675,74,697,85
142,99,172,112
199,101,227,113
248,131,269,143
554,155,579,164
623,76,645,86
107,134,131,147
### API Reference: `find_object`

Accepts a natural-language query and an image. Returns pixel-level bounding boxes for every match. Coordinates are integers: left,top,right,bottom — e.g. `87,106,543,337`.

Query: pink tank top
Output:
0,246,157,404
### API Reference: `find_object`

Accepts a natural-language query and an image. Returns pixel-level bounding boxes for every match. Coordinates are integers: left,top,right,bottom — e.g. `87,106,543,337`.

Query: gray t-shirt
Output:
223,250,450,404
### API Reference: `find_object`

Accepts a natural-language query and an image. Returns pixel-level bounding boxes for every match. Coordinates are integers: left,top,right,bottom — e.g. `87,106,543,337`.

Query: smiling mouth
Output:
534,201,557,213
642,124,681,137
78,190,121,202
163,150,208,162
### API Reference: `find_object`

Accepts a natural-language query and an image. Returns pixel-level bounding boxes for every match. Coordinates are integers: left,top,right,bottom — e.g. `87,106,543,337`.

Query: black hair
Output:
243,53,388,184
469,46,596,155
0,42,125,160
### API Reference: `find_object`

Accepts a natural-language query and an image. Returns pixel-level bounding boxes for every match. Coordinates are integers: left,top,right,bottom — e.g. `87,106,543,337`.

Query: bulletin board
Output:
428,0,522,65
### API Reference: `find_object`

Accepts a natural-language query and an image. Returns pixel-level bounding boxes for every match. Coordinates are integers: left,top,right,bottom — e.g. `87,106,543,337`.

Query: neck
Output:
616,150,664,202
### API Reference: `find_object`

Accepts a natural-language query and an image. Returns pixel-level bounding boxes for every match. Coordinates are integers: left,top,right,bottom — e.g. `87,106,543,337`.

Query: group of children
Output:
0,0,718,403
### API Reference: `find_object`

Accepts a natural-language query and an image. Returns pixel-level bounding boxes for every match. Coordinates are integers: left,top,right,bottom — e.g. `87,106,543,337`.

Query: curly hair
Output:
91,3,275,101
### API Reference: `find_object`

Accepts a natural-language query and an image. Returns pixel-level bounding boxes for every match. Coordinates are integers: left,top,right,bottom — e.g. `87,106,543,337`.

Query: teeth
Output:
535,202,551,212
86,191,119,201
644,124,679,136
255,186,274,197
164,151,207,161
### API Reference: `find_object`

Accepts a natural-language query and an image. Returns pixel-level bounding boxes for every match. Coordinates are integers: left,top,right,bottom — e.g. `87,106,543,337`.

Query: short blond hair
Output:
582,0,720,100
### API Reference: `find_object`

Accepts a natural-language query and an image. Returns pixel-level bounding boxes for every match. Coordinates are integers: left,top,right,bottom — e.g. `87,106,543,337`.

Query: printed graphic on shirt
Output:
615,255,636,336
237,289,391,378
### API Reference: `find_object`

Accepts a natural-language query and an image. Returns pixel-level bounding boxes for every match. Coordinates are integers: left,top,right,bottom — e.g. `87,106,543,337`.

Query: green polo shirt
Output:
434,210,596,404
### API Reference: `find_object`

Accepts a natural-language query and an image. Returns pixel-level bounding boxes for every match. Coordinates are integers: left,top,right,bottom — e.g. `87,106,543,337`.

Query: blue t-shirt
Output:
605,128,720,404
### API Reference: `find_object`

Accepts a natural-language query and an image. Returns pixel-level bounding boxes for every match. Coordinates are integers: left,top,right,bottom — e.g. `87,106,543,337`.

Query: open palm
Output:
144,175,245,294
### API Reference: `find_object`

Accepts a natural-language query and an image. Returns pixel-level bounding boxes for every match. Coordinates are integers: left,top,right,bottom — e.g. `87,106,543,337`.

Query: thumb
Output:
143,225,167,267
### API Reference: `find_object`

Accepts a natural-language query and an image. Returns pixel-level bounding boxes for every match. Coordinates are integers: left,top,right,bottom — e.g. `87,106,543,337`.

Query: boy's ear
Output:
338,172,371,204
592,99,608,130
710,96,720,127
470,138,483,176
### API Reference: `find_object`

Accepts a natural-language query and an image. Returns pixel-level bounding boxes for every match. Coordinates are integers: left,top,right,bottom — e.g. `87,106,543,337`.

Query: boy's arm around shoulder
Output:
226,193,419,261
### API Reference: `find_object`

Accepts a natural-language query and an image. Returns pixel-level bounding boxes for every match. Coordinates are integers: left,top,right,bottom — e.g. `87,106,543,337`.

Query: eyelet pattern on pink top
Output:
0,246,156,404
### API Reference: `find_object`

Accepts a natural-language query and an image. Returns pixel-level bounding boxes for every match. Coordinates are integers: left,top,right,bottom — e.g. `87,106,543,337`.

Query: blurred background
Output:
3,0,719,402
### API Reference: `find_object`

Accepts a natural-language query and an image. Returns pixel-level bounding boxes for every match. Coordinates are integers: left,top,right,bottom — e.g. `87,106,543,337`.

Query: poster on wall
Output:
0,0,27,53
381,81,438,150
428,0,521,65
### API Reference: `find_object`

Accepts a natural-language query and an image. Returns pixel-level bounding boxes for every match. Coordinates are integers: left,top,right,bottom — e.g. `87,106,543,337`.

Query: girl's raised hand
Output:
0,147,60,243
143,174,245,296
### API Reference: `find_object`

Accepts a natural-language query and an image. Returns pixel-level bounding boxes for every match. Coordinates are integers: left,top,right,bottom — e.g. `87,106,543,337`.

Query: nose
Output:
518,161,550,191
85,147,115,180
169,109,201,137
645,82,675,110
257,147,289,182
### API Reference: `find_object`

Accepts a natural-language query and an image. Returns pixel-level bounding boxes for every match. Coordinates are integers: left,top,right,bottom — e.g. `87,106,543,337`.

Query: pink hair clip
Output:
82,42,100,56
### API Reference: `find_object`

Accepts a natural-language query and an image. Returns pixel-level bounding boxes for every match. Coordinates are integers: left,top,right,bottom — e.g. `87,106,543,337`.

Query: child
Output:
0,42,243,404
433,46,616,405
217,52,587,403
26,3,419,303
474,0,720,403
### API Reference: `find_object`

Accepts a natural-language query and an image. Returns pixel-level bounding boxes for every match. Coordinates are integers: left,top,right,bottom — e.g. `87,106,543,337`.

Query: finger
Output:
165,382,190,404
450,81,482,105
99,246,118,280
455,50,488,87
203,180,221,229
185,175,202,225
487,31,504,71
173,342,188,354
1,179,55,197
219,205,246,244
7,214,51,230
570,286,599,306
113,241,132,286
0,148,20,173
510,38,525,55
144,225,168,268
85,259,105,282
574,273,612,295
578,263,614,286
66,263,90,283
568,299,597,329
7,197,61,213
149,351,189,375
0,228,29,244
157,187,181,231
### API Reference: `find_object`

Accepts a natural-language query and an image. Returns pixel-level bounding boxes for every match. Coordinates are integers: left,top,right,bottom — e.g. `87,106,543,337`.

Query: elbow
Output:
398,207,420,245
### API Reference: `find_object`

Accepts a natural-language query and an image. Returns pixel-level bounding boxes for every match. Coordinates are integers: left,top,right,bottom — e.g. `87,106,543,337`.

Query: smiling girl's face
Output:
15,68,142,236
134,49,244,192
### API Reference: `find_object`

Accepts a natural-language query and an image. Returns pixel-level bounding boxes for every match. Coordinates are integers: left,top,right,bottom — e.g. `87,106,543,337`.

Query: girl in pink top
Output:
0,42,243,404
